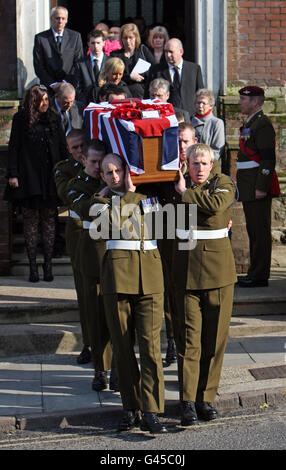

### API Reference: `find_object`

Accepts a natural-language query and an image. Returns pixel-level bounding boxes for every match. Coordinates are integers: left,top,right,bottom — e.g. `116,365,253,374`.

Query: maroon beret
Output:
239,86,265,97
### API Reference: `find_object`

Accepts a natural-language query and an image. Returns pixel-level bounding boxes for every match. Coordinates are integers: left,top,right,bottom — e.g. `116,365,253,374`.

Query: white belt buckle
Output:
106,240,157,251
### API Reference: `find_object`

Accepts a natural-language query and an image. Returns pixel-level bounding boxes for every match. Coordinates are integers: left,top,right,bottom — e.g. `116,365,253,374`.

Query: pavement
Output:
0,264,285,432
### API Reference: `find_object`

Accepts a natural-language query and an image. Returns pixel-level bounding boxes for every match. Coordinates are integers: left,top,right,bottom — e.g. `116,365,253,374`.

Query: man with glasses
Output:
148,78,191,123
51,82,84,135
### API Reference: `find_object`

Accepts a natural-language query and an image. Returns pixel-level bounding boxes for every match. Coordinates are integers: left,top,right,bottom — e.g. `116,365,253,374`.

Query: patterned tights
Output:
22,207,56,265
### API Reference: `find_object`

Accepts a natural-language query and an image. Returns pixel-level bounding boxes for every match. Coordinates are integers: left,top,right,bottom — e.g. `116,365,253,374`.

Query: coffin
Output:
133,136,178,184
84,99,179,184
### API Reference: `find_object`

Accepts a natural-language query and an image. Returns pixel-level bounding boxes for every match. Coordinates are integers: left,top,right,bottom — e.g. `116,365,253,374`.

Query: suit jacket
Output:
75,54,108,106
51,97,84,134
147,60,204,116
33,28,84,88
172,172,237,291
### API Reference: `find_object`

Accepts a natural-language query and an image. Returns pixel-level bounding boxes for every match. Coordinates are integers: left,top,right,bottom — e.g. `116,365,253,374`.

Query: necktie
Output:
173,66,181,90
61,111,69,133
93,59,99,77
172,66,182,107
56,35,62,52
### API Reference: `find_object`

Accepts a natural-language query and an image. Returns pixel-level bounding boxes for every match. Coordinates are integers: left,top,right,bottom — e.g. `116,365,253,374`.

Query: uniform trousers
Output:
103,293,165,413
175,284,234,403
159,239,178,340
242,197,272,281
83,277,113,371
65,219,88,346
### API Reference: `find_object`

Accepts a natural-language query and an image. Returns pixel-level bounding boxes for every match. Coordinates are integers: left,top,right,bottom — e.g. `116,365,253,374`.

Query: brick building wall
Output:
225,0,286,272
227,0,286,86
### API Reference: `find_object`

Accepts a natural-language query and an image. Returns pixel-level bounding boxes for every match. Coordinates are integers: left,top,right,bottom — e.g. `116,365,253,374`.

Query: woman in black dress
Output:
110,23,155,99
4,84,69,282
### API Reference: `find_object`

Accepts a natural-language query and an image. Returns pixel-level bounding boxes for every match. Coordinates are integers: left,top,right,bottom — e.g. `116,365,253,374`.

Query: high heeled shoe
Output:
29,262,39,283
43,262,54,282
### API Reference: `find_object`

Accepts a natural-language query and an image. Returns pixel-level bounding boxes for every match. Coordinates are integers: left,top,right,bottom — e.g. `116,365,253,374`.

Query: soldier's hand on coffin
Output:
9,177,19,188
125,167,136,192
174,169,186,196
255,189,267,200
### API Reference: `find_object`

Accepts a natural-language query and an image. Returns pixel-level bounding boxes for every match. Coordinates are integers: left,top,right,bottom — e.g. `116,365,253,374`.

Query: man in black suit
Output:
146,38,204,117
75,30,108,106
33,6,84,92
51,82,84,135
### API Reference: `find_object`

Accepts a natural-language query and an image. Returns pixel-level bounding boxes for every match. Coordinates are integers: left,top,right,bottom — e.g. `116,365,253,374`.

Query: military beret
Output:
239,86,264,97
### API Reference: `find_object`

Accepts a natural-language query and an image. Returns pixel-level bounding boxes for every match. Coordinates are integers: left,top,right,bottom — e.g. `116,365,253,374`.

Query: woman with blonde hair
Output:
151,25,169,64
88,57,131,102
110,23,155,98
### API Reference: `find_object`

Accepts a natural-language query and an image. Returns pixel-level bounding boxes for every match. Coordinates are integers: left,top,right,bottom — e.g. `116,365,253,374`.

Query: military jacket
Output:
54,157,83,263
89,189,164,295
54,157,83,206
237,110,276,201
67,169,106,279
173,172,237,290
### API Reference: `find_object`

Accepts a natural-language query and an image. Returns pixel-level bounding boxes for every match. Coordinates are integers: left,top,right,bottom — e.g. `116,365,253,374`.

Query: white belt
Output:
236,161,259,169
176,228,228,240
83,221,90,229
106,240,157,250
69,210,80,219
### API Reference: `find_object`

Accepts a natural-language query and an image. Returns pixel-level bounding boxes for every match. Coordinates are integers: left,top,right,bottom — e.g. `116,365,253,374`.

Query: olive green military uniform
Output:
157,160,222,345
67,169,112,372
90,189,165,413
172,170,237,402
54,158,88,345
236,110,276,281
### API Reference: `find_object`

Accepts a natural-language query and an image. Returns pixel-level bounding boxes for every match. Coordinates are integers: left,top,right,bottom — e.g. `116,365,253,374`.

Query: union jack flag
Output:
84,100,179,175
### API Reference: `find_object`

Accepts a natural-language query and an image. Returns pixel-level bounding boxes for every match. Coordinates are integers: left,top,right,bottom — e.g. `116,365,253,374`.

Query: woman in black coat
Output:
4,84,70,282
110,23,155,99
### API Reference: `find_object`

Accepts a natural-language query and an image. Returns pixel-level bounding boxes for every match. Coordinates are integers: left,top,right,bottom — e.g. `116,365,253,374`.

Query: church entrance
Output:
57,0,196,60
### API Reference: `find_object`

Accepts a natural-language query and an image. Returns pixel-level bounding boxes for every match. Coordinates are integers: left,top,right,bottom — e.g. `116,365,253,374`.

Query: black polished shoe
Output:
109,368,119,391
92,371,108,391
165,338,177,366
117,409,141,431
236,274,250,282
195,401,218,421
140,412,167,434
77,345,91,364
180,401,198,426
237,277,268,288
